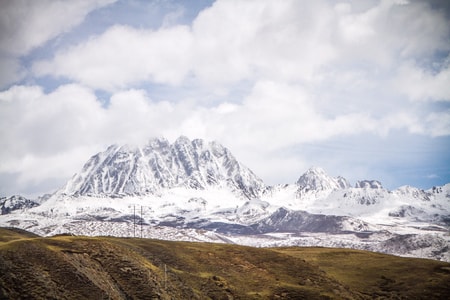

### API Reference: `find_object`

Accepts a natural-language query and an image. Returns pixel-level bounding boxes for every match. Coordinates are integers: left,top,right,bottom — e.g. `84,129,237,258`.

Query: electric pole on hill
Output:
164,264,167,290
133,205,136,238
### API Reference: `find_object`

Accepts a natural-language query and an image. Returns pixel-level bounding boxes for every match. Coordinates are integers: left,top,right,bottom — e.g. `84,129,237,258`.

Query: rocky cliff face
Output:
355,180,383,189
296,167,351,192
0,195,38,215
62,136,265,199
1,137,449,262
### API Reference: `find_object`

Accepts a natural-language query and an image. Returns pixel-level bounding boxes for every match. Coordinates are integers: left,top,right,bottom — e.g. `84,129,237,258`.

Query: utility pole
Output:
133,205,136,238
140,206,143,238
164,264,167,290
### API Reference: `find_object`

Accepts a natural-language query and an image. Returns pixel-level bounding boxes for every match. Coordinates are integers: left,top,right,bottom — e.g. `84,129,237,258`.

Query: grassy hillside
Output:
276,247,450,299
0,228,449,299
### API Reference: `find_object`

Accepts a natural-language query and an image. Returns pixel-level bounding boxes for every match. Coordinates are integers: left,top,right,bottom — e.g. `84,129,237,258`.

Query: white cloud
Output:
395,61,450,102
0,79,448,196
0,84,102,160
333,0,450,66
426,174,439,179
425,111,450,136
0,57,25,88
0,0,115,88
33,24,193,90
2,0,450,195
0,0,116,56
12,147,99,189
0,84,190,195
31,0,450,103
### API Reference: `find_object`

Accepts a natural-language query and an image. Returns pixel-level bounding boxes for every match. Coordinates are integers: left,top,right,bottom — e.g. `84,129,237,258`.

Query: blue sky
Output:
1,0,449,198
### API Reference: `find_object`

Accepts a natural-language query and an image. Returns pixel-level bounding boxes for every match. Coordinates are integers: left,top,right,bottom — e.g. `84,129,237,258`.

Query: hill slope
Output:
0,228,449,300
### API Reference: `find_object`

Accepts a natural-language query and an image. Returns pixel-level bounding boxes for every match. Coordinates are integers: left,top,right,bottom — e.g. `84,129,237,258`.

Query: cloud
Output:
0,0,115,55
425,111,450,136
395,61,450,102
2,0,450,195
0,57,25,88
32,1,337,89
34,24,193,91
0,84,191,195
426,174,439,179
0,79,448,196
0,0,115,87
0,84,101,160
32,0,450,93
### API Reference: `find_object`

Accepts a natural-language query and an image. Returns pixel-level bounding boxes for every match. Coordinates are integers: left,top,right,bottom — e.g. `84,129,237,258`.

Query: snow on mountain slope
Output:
385,185,449,223
260,170,342,211
1,137,449,261
297,167,351,191
252,207,376,234
62,136,264,199
0,195,39,215
29,187,249,226
226,231,450,262
295,167,350,202
260,168,450,226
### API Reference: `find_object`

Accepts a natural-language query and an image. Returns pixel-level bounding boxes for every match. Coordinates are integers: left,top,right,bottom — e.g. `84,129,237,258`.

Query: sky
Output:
1,0,450,198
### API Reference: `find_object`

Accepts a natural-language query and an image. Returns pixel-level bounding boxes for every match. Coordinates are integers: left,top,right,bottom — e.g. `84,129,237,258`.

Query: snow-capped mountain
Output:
261,167,449,224
0,137,449,261
63,136,264,199
0,195,38,215
0,195,39,215
297,167,351,192
287,167,351,208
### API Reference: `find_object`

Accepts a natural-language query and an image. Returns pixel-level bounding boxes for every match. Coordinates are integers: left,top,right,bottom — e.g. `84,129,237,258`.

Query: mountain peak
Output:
0,195,38,215
175,135,192,145
147,136,170,147
62,136,264,198
305,166,327,175
297,167,350,192
355,180,383,189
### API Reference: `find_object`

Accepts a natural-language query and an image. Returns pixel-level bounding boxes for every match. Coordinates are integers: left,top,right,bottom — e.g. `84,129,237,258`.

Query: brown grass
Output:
0,228,449,299
275,247,450,299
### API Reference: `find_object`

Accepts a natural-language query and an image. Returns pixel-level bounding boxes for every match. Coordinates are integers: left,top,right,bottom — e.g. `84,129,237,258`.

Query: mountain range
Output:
1,136,449,261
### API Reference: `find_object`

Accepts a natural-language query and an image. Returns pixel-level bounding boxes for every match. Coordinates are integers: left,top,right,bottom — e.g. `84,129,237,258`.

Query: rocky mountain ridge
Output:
62,136,264,199
1,136,449,261
0,195,39,215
